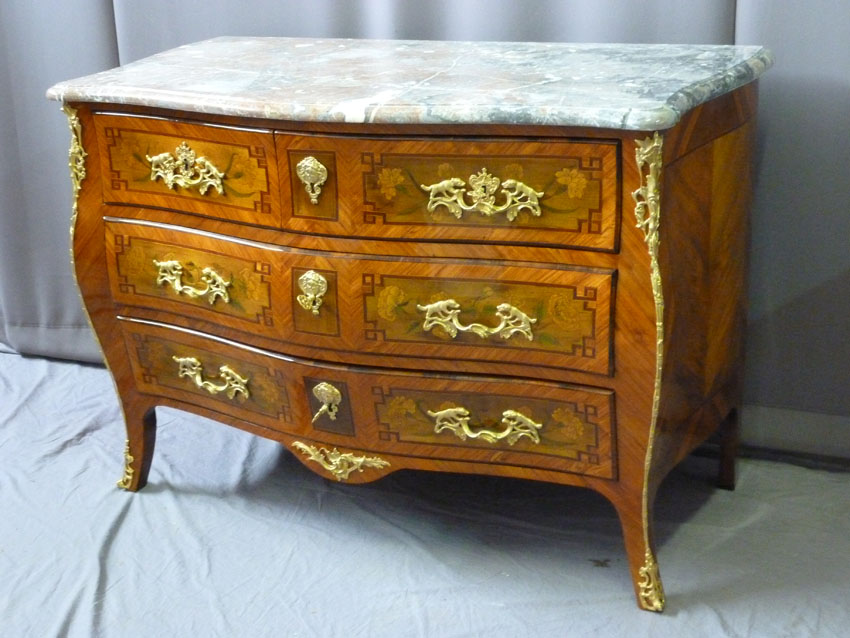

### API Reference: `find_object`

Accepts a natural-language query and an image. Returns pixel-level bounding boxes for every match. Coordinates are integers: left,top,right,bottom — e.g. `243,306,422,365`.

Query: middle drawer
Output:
105,218,614,376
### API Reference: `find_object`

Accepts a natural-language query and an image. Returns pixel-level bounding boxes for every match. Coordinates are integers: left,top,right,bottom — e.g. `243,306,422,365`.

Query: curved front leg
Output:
116,402,157,491
613,491,665,612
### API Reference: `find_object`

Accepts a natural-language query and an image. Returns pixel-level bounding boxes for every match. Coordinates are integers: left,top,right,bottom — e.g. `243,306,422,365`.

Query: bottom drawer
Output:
120,317,616,479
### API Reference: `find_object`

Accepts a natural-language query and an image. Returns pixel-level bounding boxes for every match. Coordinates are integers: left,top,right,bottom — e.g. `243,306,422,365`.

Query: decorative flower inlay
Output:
556,167,588,199
376,285,407,321
552,407,585,441
385,395,417,425
503,163,524,180
377,167,405,201
547,293,584,333
366,277,593,355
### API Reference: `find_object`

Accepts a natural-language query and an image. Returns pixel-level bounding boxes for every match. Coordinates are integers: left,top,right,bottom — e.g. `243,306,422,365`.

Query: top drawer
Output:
280,134,620,252
94,114,281,227
93,112,619,253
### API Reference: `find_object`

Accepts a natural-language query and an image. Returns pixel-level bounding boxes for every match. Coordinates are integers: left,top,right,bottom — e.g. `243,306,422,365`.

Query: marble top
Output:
47,37,773,131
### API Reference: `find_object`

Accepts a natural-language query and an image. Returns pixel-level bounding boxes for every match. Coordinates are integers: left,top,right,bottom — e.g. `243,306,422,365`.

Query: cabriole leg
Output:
116,404,157,491
614,494,666,612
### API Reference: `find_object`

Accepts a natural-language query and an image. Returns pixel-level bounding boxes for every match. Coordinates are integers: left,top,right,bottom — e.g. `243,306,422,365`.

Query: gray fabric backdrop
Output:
1,1,848,451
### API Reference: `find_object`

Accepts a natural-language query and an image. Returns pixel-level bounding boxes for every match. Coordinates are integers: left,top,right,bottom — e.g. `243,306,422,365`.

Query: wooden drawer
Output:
358,262,613,376
279,134,620,251
105,219,614,376
105,219,284,339
95,113,280,226
121,318,616,479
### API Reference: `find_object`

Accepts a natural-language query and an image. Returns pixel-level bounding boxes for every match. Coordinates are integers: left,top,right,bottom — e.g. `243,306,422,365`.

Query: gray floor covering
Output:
1,349,848,637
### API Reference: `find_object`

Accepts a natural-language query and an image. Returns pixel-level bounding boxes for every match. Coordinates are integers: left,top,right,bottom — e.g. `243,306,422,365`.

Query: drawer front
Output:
359,262,613,376
370,381,615,478
279,134,619,251
126,322,293,422
105,220,286,339
121,319,616,479
106,219,613,376
95,114,280,226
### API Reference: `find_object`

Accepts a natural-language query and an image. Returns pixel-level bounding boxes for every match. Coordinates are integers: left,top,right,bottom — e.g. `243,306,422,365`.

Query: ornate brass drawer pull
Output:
416,299,536,341
311,382,342,423
295,156,328,204
153,259,231,306
428,406,543,445
292,441,390,481
420,168,543,221
296,270,328,315
146,141,225,195
172,355,250,400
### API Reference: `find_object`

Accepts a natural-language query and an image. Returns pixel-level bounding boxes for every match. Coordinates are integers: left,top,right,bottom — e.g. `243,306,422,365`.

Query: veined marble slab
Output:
47,37,773,130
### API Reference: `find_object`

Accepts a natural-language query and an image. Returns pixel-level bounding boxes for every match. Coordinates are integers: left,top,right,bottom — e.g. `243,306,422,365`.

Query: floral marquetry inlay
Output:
131,332,291,422
555,167,589,199
98,117,274,218
377,167,405,201
363,274,601,360
109,229,274,327
372,386,615,478
360,143,615,248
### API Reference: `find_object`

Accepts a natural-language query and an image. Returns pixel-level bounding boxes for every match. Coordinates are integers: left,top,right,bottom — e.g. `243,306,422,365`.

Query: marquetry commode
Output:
48,37,772,611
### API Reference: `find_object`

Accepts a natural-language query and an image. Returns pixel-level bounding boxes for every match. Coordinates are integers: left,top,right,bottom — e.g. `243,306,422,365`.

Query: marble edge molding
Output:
45,38,774,131
646,46,774,130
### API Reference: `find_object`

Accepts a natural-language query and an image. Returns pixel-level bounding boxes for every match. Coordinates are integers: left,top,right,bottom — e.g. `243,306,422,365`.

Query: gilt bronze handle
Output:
153,259,231,306
172,355,249,400
427,406,543,445
146,141,225,195
420,168,543,221
416,298,536,341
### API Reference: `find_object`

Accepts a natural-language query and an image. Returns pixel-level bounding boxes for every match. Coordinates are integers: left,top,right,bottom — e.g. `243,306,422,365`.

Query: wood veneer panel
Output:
94,113,281,227
120,317,617,479
278,134,620,251
652,118,756,482
104,217,614,377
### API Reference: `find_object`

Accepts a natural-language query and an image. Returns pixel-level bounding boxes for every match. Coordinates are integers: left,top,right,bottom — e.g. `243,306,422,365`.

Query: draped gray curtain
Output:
111,0,736,62
735,0,850,418
2,1,848,447
0,0,118,360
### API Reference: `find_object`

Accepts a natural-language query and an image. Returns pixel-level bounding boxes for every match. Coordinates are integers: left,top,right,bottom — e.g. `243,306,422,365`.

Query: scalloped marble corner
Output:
46,37,773,131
